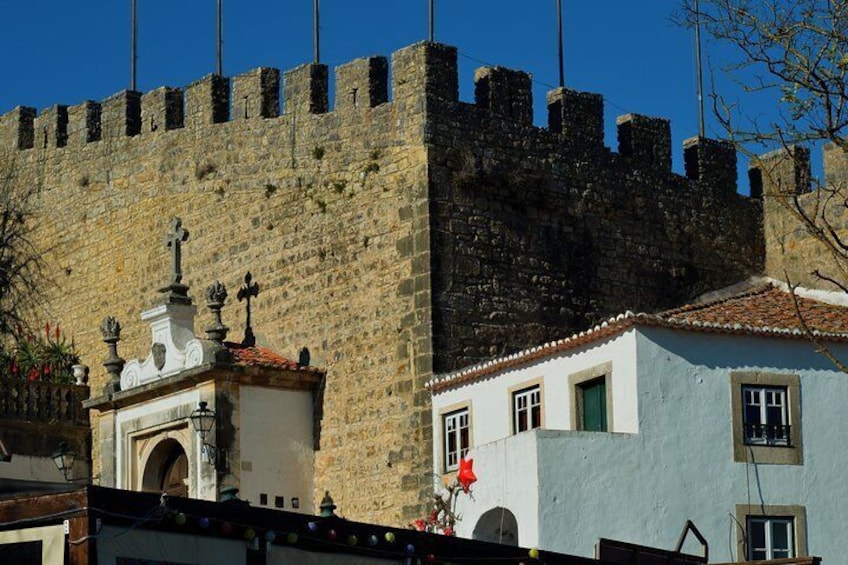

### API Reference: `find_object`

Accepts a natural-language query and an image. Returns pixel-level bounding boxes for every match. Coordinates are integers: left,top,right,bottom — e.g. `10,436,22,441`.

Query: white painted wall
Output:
432,331,638,475
0,454,65,483
239,386,314,514
436,326,848,564
450,431,541,548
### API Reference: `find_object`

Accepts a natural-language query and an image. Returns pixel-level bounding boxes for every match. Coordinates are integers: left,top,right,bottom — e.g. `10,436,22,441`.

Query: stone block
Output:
141,86,184,132
684,137,738,194
67,101,101,145
185,74,230,128
547,87,603,151
0,106,35,151
34,104,68,148
233,67,280,120
474,66,532,125
284,64,328,116
101,90,142,140
617,113,671,173
334,57,388,111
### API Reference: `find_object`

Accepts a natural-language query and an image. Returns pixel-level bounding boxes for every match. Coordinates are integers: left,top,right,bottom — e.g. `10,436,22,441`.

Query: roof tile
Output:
428,284,848,392
224,342,321,373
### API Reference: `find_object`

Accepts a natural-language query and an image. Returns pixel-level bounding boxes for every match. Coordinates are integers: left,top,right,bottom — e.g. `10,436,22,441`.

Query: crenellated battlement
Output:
0,41,741,194
0,40,762,528
749,146,811,199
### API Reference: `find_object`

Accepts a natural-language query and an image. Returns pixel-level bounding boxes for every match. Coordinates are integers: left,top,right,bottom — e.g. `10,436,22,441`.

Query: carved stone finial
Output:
101,316,125,395
319,491,337,518
236,272,259,347
100,316,121,341
298,347,311,366
205,281,229,344
158,217,192,305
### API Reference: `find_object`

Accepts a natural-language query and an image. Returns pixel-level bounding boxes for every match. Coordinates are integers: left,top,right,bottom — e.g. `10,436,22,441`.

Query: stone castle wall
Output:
0,42,764,524
753,144,848,290
419,51,762,372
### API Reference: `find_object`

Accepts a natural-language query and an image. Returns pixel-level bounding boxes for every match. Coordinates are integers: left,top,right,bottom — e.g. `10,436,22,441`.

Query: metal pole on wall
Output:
428,0,434,43
216,0,223,75
695,0,705,138
314,0,320,64
557,0,564,88
131,0,138,91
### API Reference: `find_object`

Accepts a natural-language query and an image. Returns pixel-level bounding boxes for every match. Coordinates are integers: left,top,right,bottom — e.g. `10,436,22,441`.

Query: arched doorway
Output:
472,507,519,546
141,438,188,497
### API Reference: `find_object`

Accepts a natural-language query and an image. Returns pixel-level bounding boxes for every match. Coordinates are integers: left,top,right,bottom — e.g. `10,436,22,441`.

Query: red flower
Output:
443,526,454,537
429,510,439,524
55,325,60,341
43,365,50,376
45,322,50,338
28,369,39,382
413,519,426,532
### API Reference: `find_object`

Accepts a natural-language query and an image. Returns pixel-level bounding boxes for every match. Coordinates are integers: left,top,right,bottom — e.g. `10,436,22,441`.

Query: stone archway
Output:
141,438,188,497
472,507,519,546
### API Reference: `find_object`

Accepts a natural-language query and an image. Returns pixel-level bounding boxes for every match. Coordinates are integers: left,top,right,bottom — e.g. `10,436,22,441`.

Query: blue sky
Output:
0,1,787,188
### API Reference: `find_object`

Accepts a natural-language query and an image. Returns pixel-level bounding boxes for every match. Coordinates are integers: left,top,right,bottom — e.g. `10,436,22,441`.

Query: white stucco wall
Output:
437,326,848,563
627,328,848,564
0,454,65,483
239,386,314,513
449,431,541,547
432,331,639,474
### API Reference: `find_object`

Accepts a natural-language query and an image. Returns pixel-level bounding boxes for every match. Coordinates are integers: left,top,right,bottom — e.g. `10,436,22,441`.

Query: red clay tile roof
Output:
428,284,848,392
660,285,848,334
224,342,323,373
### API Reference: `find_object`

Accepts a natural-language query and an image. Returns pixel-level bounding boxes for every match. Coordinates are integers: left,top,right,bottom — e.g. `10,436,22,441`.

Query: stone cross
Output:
166,217,190,286
237,272,259,347
159,217,192,305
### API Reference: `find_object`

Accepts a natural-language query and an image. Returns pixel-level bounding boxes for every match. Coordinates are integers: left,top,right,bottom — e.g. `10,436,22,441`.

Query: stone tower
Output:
0,41,763,524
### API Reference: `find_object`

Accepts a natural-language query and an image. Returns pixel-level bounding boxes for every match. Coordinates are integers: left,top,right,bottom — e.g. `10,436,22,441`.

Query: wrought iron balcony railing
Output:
744,422,791,446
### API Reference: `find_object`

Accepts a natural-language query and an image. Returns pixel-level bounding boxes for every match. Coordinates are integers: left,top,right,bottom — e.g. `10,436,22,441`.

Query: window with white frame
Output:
748,517,795,560
743,386,790,446
512,386,541,433
443,409,470,472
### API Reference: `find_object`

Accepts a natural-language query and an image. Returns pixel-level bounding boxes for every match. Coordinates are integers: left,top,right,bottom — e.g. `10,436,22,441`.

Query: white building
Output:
429,282,848,563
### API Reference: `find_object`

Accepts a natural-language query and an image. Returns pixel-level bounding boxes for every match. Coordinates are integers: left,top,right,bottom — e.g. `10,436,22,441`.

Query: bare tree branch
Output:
785,271,848,373
678,0,848,374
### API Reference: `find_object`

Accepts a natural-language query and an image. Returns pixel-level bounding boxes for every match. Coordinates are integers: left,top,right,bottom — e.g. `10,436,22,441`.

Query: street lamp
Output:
190,401,219,467
51,442,76,481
